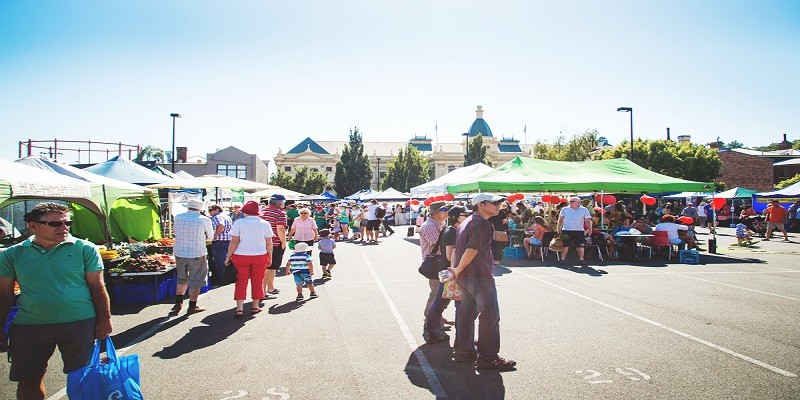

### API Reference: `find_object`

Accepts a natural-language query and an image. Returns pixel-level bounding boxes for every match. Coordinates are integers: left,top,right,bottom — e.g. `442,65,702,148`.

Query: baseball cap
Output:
447,205,471,219
271,194,286,201
471,193,504,204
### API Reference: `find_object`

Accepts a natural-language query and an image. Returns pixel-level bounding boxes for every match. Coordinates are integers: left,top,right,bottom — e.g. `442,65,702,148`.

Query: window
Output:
448,165,457,172
311,168,319,173
217,164,247,179
326,166,333,172
284,166,292,172
380,172,386,179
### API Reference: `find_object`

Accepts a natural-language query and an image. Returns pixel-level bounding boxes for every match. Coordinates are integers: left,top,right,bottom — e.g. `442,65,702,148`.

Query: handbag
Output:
223,263,238,284
548,237,565,252
492,230,509,242
288,239,297,250
67,336,143,400
418,229,449,280
442,280,462,301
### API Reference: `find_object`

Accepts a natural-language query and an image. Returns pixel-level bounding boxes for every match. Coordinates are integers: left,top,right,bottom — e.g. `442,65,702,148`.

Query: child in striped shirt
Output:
285,242,317,301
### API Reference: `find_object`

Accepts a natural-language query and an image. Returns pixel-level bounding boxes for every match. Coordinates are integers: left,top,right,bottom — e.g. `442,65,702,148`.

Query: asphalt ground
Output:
2,226,799,399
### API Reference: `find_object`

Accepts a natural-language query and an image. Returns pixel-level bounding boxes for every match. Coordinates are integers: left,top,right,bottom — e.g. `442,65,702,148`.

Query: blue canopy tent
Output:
752,182,800,213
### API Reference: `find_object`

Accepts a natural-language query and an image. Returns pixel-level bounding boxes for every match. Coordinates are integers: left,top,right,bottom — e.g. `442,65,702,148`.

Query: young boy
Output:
735,222,756,245
286,242,317,300
318,229,337,278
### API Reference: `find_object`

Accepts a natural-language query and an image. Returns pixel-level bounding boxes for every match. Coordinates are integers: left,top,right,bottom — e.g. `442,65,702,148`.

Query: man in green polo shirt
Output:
0,202,112,399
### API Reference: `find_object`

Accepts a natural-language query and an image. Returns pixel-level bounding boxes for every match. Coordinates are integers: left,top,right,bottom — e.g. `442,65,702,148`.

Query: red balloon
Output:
594,194,602,203
712,197,726,210
640,195,656,206
422,199,432,206
678,216,694,224
549,197,561,205
444,193,455,201
602,194,616,205
406,200,412,205
411,199,420,205
542,195,552,202
514,193,524,201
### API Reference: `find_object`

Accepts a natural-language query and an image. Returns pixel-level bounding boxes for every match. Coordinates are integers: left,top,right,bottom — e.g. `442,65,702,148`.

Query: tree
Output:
269,167,328,195
776,173,800,189
533,129,599,161
465,135,491,167
381,145,429,192
269,170,294,189
595,139,722,183
134,145,166,162
334,127,373,196
727,140,745,149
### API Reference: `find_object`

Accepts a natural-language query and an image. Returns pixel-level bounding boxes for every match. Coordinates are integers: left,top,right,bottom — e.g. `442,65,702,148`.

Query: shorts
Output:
268,245,285,270
175,256,209,288
526,237,543,246
292,271,313,286
563,230,586,248
8,318,96,381
360,219,369,228
767,222,786,230
367,219,381,231
320,252,336,266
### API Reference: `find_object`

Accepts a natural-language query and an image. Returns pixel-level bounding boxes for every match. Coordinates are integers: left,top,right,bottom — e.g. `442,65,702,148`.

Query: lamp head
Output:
617,107,632,112
170,113,181,118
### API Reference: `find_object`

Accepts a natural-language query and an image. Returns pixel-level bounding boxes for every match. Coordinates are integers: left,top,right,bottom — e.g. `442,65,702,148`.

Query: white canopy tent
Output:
410,163,493,195
362,187,409,201
249,186,306,200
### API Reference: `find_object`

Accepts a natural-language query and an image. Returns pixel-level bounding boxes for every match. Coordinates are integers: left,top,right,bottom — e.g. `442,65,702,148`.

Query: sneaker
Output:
309,292,318,299
295,294,304,301
322,270,331,278
263,294,277,300
423,332,450,344
476,356,517,371
186,306,206,315
267,289,281,295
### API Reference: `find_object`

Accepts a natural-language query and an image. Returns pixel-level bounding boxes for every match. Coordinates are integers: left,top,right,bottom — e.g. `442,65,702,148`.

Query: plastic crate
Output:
114,279,171,304
503,246,527,260
178,276,211,296
679,250,700,265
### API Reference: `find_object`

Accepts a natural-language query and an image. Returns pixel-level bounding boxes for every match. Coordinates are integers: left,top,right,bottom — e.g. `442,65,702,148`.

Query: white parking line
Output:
362,253,448,398
511,268,798,378
654,270,800,301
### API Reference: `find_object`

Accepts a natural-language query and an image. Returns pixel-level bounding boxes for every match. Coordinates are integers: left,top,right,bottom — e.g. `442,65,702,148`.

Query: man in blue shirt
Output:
208,204,233,285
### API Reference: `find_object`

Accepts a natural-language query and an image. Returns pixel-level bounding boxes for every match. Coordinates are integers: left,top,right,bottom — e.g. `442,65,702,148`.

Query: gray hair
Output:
269,198,284,207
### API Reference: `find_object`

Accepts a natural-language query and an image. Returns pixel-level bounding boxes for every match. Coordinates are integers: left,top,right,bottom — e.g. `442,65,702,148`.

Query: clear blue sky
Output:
1,1,798,168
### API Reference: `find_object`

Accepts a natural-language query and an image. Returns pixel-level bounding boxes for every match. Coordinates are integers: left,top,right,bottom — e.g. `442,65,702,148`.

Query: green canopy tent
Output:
0,158,112,243
447,157,713,194
16,156,162,243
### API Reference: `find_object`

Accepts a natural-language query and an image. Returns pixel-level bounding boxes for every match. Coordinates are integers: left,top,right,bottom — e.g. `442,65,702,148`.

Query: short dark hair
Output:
24,202,70,223
207,204,222,212
319,229,330,237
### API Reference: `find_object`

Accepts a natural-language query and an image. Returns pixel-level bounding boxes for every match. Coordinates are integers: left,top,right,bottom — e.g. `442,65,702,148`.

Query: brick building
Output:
717,146,800,191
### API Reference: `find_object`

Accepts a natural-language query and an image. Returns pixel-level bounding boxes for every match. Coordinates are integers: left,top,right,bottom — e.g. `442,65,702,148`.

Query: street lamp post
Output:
617,107,633,162
376,157,381,190
170,113,181,172
462,132,470,166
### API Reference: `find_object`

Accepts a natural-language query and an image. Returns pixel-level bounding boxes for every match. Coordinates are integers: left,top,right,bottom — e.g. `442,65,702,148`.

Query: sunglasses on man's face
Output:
36,220,73,227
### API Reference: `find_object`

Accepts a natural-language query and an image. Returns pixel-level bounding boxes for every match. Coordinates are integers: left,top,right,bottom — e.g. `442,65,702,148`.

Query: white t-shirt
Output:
367,204,380,220
559,206,591,231
654,222,688,242
230,216,274,256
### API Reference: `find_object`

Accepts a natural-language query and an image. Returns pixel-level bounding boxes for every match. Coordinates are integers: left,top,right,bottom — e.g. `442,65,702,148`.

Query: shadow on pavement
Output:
268,301,305,315
405,345,505,399
405,238,421,246
152,309,248,359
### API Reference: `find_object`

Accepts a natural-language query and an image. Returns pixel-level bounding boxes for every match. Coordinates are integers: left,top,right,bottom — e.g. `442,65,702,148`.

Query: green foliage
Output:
269,167,328,195
465,135,491,167
381,145,429,192
750,139,800,151
726,140,745,149
533,130,598,161
134,145,165,162
334,127,373,195
595,139,721,183
776,173,800,189
715,181,729,192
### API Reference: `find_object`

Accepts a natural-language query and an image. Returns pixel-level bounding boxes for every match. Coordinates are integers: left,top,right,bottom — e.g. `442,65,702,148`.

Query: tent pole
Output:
600,190,605,229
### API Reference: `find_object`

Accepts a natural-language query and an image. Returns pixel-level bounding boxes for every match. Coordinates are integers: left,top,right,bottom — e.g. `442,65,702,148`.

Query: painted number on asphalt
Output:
219,388,290,400
574,368,650,384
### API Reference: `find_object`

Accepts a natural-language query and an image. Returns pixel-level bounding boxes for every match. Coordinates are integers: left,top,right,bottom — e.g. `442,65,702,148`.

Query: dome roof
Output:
467,106,493,137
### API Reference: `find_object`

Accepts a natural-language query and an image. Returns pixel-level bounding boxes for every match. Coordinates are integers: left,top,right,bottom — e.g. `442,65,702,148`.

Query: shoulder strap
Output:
431,227,446,255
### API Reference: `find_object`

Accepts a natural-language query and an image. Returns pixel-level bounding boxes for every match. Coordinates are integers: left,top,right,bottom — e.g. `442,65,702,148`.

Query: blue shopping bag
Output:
67,337,143,399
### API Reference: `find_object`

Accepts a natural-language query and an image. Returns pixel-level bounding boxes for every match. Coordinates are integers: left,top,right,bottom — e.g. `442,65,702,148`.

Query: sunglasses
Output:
36,220,73,227
439,207,449,213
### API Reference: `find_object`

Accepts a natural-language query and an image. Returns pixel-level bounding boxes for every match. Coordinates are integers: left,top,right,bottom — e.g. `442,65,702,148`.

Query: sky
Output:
1,1,798,170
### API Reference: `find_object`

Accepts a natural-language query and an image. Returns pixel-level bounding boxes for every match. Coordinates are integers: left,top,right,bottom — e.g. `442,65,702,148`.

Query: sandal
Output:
234,310,244,318
251,308,262,314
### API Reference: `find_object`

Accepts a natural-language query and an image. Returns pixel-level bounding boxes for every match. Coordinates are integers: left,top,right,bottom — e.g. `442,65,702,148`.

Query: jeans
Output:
455,276,501,360
424,282,456,337
210,241,230,282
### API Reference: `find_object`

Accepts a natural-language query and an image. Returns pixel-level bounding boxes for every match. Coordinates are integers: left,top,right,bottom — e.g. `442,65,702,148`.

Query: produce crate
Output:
679,250,700,265
503,246,527,260
178,275,211,296
113,279,171,304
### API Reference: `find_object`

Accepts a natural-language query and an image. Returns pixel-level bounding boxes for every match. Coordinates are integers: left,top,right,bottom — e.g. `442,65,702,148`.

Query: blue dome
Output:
468,118,493,137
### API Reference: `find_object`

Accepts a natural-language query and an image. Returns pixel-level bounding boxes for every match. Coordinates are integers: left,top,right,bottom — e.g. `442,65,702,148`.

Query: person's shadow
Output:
404,344,506,399
268,301,305,315
152,308,250,359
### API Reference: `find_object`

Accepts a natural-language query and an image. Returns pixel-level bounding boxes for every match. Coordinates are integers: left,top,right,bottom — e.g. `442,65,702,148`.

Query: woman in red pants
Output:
225,201,274,317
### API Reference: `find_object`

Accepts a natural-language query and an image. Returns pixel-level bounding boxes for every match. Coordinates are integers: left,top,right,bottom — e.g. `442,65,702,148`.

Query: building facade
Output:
163,146,270,183
717,147,800,191
273,106,533,191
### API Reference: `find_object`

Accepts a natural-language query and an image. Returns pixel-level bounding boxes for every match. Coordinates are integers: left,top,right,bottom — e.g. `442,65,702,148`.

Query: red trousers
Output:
231,254,269,300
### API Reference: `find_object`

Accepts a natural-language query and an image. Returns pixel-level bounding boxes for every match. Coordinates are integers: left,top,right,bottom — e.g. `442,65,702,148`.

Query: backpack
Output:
375,206,386,219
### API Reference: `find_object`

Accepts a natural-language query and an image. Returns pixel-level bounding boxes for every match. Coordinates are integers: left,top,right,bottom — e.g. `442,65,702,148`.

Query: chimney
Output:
778,133,792,150
666,127,671,141
177,147,187,163
677,135,691,144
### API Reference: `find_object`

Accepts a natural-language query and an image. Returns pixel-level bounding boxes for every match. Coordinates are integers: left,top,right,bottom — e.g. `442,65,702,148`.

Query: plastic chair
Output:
648,231,680,260
530,231,557,262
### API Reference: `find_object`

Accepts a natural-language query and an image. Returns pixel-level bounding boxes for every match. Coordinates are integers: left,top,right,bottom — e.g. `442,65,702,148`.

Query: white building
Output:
273,106,532,191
